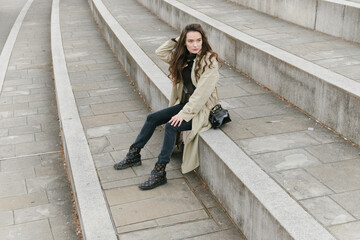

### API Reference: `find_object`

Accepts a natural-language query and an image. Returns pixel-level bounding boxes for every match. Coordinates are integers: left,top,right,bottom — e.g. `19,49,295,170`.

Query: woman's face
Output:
185,31,202,54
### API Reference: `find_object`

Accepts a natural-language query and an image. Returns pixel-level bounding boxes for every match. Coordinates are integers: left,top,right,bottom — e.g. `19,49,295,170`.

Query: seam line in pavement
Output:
0,0,33,93
0,151,62,161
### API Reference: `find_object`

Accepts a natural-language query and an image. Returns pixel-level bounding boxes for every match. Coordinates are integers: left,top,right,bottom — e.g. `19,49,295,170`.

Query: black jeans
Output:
131,103,192,164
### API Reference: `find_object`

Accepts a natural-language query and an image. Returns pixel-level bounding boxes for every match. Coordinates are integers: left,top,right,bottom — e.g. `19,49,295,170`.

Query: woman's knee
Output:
146,112,157,123
164,122,178,133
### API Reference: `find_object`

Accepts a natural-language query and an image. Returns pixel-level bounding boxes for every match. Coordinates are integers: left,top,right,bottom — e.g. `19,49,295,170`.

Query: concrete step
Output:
138,0,360,149
229,0,360,44
89,0,360,239
51,0,246,239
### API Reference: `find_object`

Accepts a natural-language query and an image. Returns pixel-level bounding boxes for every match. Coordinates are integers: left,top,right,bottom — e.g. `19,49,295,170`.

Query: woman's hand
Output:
169,114,183,127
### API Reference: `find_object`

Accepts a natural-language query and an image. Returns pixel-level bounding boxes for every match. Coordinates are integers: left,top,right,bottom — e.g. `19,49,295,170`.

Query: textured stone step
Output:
138,0,360,148
230,0,360,44
88,0,341,239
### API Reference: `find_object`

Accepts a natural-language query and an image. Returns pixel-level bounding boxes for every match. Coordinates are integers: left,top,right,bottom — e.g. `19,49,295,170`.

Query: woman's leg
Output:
131,103,185,149
157,120,192,164
139,119,192,190
114,103,185,170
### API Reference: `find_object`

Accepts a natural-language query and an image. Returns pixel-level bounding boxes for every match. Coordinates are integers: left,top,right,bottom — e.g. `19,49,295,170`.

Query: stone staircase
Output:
2,0,356,239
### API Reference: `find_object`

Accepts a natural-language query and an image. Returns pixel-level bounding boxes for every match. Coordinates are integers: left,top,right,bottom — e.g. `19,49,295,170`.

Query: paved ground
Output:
0,0,79,239
103,0,360,239
1,0,360,239
181,0,360,82
59,0,245,239
0,0,28,52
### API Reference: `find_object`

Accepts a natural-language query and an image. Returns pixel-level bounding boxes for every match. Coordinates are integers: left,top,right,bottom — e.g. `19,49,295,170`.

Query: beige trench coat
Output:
155,40,219,173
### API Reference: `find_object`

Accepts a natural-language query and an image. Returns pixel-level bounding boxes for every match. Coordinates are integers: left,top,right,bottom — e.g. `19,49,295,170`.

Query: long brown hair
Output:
169,23,220,85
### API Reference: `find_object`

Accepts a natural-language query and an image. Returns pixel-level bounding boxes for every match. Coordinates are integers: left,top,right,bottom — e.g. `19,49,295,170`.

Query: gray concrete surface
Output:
229,0,360,44
51,0,118,239
0,0,79,239
56,0,245,239
99,0,360,239
138,0,360,153
0,0,28,52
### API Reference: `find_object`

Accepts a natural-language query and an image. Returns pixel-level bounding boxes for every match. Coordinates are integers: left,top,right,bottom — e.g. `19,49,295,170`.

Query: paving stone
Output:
252,149,322,172
124,110,150,121
0,219,53,240
27,113,58,125
270,168,333,200
86,123,132,138
0,192,48,212
91,99,146,115
8,125,41,135
183,171,203,189
14,201,73,224
0,111,13,120
119,219,220,240
15,140,61,156
0,116,27,129
76,96,103,106
107,132,138,150
110,179,203,227
0,180,27,198
14,109,38,117
0,129,8,137
0,168,35,182
26,175,69,193
101,91,139,103
193,185,218,209
233,102,295,119
49,214,79,240
187,228,244,239
98,165,136,183
34,164,66,177
208,206,235,230
0,211,13,227
93,153,115,168
88,137,113,154
217,85,249,99
329,221,360,240
0,134,34,146
47,187,73,203
237,132,320,155
331,190,360,219
305,142,360,163
78,105,93,117
117,220,158,234
305,128,344,144
81,112,129,128
299,196,355,226
156,209,209,226
306,158,360,193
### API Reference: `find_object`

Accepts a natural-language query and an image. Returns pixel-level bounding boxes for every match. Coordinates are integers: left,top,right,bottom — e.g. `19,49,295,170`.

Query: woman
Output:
114,23,220,190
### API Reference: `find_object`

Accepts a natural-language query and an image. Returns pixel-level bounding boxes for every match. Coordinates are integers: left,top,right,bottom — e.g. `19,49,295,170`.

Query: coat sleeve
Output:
155,39,177,64
178,58,219,122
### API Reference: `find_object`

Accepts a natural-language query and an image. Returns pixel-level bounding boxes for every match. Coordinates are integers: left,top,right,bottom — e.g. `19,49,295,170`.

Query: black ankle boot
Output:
139,163,167,190
113,147,141,170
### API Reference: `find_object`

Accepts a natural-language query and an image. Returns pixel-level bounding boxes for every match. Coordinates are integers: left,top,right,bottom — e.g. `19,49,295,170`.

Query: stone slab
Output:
0,219,53,240
306,158,360,192
271,168,334,200
299,196,355,226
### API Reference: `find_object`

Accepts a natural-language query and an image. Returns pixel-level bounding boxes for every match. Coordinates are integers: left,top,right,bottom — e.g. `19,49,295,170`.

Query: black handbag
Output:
209,88,231,129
